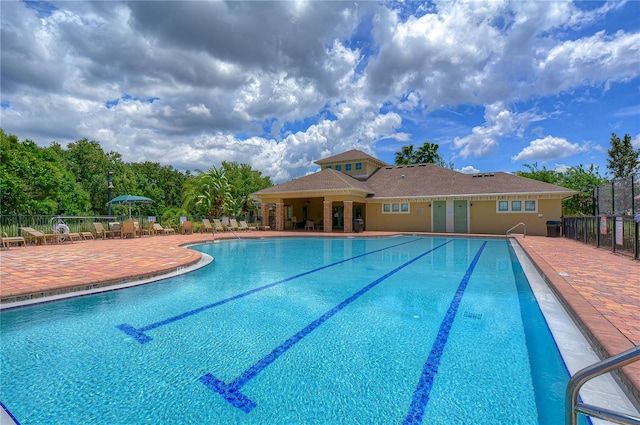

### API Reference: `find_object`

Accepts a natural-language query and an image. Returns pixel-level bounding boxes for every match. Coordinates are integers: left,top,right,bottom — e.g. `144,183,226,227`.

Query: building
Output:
253,149,577,236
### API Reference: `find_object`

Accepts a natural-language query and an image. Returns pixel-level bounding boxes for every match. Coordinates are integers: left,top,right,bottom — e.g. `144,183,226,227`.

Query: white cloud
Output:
453,102,540,158
458,165,480,174
511,136,588,162
0,0,638,183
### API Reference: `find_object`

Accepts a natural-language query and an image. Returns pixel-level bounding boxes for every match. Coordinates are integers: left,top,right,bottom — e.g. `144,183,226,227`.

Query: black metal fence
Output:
563,216,639,260
563,174,639,260
0,214,261,238
1,215,129,237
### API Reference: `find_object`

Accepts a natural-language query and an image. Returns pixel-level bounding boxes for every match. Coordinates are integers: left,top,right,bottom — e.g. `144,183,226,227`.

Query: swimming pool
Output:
1,236,576,424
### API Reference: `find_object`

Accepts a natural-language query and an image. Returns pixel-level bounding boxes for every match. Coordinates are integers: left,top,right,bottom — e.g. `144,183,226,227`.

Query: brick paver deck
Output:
1,231,638,400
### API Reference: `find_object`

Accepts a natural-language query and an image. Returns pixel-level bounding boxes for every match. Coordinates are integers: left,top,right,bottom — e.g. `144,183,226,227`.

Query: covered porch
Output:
257,196,368,233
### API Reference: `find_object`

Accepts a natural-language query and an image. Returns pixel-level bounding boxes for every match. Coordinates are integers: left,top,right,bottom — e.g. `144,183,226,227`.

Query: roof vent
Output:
401,174,405,179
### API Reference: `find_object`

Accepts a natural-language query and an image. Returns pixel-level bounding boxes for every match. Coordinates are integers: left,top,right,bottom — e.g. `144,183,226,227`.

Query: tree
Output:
394,144,416,165
64,138,126,215
183,166,233,219
414,142,445,166
516,162,606,216
221,161,272,218
0,130,89,215
559,164,606,216
129,161,186,218
607,133,639,179
394,142,444,166
515,163,561,184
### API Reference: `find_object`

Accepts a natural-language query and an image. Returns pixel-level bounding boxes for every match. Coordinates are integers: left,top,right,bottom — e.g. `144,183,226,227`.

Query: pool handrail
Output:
506,222,526,238
566,344,640,425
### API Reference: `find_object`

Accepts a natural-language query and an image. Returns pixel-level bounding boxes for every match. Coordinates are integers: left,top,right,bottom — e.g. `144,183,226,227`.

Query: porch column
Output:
323,201,332,233
275,202,284,231
343,200,353,233
261,203,269,229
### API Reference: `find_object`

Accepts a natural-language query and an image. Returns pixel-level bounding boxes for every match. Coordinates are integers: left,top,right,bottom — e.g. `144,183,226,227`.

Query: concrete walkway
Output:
1,230,638,399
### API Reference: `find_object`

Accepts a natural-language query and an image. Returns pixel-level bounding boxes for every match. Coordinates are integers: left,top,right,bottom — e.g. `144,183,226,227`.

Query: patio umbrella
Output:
107,195,154,218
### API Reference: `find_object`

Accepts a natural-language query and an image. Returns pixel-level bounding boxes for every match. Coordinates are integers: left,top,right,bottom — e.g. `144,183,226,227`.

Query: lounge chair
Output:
228,219,240,231
143,221,156,236
79,232,94,240
93,222,117,239
201,219,214,233
239,221,255,231
181,220,193,235
213,219,226,232
1,232,26,249
109,222,122,237
121,221,136,238
19,227,58,245
304,220,315,231
153,223,175,235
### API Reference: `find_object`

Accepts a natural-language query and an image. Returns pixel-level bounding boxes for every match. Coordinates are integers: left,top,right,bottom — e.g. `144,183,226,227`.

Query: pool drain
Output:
463,311,483,320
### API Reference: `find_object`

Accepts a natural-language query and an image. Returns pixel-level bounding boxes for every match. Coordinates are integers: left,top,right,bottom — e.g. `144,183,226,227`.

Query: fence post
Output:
631,174,640,260
611,181,616,254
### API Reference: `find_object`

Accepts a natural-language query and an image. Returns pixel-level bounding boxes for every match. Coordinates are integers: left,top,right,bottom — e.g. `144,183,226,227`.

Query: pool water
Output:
1,236,575,424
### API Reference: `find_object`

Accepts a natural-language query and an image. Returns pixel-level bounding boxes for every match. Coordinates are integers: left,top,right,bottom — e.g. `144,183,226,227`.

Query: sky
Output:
1,0,639,183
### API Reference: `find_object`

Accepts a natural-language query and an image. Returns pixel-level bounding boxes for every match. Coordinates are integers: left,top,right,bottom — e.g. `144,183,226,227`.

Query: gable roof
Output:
314,149,388,168
254,168,374,196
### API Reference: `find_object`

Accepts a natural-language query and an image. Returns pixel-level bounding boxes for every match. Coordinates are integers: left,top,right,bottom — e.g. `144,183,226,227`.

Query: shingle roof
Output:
366,164,576,198
254,152,577,199
314,149,388,167
254,168,374,195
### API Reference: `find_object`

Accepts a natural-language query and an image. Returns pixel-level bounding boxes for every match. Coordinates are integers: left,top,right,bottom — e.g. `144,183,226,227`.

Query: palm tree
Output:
415,142,444,166
183,166,233,219
394,144,416,165
395,142,444,166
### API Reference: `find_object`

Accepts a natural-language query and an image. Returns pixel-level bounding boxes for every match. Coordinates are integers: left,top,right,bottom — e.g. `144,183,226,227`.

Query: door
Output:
454,200,468,233
332,206,344,229
433,201,446,232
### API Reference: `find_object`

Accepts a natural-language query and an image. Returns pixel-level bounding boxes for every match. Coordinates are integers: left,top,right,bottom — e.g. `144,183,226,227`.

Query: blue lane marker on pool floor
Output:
200,240,454,413
404,241,487,425
118,238,422,344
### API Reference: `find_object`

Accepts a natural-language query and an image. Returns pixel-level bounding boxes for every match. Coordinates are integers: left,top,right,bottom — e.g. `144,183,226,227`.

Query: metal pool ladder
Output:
566,345,640,425
506,222,526,238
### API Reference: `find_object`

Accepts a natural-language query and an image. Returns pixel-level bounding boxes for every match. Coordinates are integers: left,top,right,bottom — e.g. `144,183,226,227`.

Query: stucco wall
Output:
365,202,432,232
365,198,563,236
469,199,562,236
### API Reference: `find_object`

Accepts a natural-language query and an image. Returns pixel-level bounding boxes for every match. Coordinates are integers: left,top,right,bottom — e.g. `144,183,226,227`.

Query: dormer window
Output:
326,165,331,169
335,165,342,171
345,164,352,171
356,163,362,170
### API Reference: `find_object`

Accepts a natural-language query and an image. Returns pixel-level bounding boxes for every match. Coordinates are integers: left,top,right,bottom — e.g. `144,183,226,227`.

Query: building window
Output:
497,199,537,213
356,162,362,170
345,164,352,171
383,203,410,214
335,165,342,171
326,165,331,169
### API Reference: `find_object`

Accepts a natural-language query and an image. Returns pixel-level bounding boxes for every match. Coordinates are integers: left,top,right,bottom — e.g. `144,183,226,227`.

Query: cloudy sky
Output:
2,1,639,182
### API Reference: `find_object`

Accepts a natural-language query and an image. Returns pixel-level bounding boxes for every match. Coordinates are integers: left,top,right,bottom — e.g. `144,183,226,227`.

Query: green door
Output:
433,201,446,232
454,200,468,233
